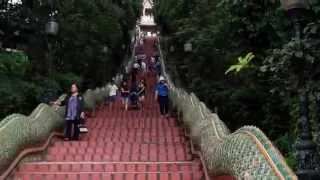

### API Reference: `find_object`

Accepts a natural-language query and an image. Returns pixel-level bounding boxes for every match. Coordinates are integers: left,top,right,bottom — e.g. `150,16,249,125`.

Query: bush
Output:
274,133,296,169
30,75,61,103
0,75,63,117
0,52,28,76
0,76,36,118
54,73,83,93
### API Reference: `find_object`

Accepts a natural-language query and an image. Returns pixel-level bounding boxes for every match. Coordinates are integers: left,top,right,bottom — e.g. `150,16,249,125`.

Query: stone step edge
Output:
15,171,201,175
49,143,190,146
23,161,197,165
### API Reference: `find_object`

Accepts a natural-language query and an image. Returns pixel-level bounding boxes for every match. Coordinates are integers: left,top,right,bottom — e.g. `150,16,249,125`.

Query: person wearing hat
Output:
155,76,169,117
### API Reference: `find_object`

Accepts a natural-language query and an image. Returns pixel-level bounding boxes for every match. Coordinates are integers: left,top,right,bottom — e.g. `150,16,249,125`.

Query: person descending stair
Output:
129,81,139,110
137,79,146,111
155,76,170,118
155,59,161,78
120,81,130,111
108,80,118,109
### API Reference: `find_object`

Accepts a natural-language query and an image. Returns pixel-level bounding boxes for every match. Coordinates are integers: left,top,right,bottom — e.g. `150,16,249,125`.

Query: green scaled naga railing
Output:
0,87,107,175
157,37,298,180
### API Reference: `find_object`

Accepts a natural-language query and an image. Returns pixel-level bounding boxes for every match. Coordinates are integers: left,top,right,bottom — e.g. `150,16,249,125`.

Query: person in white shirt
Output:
133,62,140,69
108,81,118,109
141,61,146,74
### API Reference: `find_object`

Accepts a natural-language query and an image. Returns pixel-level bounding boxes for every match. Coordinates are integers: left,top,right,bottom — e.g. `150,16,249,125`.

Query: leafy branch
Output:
225,52,255,74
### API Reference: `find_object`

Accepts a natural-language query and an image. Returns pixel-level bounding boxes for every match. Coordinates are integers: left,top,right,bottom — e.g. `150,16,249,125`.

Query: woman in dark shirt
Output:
52,83,84,141
137,80,146,110
120,81,130,111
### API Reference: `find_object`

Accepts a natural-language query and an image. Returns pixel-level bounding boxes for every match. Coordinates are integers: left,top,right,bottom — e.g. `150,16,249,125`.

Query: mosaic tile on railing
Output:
237,126,295,179
0,114,25,127
191,116,214,146
169,85,297,179
189,106,202,126
211,113,230,137
211,133,276,178
0,104,63,174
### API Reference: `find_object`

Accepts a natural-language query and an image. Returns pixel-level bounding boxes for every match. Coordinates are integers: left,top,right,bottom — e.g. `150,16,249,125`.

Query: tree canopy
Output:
0,0,141,118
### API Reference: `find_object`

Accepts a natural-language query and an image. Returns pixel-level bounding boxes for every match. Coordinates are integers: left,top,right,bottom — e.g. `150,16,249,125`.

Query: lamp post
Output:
314,92,320,146
184,42,192,52
169,45,175,53
296,88,320,178
281,0,320,178
45,16,59,36
102,46,109,83
45,0,59,75
179,42,192,86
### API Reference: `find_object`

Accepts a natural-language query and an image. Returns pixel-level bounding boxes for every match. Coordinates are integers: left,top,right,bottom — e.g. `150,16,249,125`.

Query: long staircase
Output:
14,92,202,179
12,38,220,180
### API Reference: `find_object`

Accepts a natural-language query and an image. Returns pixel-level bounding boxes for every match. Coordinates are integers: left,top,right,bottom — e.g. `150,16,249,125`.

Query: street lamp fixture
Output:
169,45,175,52
184,42,192,52
45,16,59,36
46,0,59,36
102,46,109,83
44,0,59,75
102,46,108,53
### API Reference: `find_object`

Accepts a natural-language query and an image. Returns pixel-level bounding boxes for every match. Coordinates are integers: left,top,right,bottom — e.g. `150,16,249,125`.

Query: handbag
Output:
79,117,88,133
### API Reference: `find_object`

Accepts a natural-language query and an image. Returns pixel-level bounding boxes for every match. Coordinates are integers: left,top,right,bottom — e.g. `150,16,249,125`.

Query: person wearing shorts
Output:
120,81,130,110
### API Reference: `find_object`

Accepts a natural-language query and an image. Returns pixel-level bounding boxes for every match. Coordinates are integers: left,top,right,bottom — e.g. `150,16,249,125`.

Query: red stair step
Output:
87,128,182,133
70,137,186,143
86,121,180,127
18,162,200,173
15,171,203,180
86,123,179,129
51,140,189,148
83,132,182,138
78,136,186,142
46,144,191,162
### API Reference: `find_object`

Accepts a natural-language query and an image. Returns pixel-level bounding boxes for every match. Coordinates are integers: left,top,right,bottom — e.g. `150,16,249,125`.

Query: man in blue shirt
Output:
155,76,169,117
